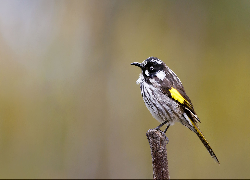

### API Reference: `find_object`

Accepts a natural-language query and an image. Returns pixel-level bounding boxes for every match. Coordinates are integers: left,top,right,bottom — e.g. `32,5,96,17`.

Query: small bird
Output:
131,56,219,164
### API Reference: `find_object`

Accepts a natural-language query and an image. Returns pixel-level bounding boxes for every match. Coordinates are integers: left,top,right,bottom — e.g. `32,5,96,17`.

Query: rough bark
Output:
146,129,170,179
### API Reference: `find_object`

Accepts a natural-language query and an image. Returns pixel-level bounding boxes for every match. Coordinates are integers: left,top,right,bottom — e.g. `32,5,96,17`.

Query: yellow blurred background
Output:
0,0,249,178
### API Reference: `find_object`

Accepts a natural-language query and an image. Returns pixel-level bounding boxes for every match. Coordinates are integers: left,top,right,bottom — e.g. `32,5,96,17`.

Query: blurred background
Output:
0,0,249,178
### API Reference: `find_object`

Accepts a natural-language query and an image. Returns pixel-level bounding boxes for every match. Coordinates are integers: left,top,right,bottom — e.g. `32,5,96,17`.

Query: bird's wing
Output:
160,80,200,124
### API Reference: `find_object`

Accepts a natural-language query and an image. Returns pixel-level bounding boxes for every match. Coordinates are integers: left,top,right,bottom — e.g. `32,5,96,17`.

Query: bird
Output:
131,56,220,164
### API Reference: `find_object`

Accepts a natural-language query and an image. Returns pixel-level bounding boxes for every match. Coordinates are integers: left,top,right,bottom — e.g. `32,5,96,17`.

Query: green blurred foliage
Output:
0,0,249,178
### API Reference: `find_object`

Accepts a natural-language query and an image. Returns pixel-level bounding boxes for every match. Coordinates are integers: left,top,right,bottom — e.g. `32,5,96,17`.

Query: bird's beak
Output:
131,62,142,68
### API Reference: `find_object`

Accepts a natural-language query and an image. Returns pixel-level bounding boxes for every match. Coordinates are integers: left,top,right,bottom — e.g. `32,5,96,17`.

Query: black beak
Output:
131,62,142,68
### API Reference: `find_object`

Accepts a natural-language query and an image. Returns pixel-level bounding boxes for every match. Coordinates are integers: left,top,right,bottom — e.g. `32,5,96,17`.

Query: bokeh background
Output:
0,0,249,178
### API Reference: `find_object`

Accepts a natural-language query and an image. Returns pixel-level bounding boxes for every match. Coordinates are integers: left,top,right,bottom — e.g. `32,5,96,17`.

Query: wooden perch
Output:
146,129,170,179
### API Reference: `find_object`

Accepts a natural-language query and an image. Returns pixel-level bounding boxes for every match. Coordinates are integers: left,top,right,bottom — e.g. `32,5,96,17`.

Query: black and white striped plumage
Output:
131,57,219,164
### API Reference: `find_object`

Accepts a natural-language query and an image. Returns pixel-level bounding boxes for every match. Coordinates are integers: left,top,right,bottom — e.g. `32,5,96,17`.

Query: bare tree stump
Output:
146,129,170,179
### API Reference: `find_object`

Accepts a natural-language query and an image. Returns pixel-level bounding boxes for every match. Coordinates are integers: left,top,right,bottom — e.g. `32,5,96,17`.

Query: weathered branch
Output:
146,129,170,179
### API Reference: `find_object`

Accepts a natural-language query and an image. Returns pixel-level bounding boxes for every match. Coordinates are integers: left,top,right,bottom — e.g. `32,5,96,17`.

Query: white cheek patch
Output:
145,70,150,76
156,70,166,80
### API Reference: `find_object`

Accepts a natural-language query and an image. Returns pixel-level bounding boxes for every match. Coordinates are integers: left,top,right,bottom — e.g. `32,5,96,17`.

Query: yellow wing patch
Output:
169,87,193,110
169,87,185,104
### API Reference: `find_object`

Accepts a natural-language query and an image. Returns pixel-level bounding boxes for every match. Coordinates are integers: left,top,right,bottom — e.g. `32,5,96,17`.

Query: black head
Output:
131,57,166,80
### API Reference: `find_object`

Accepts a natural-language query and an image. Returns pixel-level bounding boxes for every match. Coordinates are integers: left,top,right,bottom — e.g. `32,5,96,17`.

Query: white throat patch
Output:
136,73,144,84
156,71,166,81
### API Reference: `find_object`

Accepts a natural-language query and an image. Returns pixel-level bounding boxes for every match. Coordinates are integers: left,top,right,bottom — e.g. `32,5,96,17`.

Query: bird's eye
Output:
149,66,154,71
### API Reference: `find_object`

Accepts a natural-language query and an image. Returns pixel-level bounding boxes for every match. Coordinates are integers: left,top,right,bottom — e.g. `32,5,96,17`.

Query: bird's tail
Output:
193,123,220,164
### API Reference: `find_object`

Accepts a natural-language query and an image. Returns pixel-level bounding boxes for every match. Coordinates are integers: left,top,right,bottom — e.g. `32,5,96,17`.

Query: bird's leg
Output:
155,121,168,130
164,124,170,133
155,121,170,143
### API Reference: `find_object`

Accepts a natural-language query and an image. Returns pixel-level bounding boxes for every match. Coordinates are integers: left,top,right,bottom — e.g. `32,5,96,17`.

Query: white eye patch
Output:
145,70,150,76
151,59,162,64
156,70,166,80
